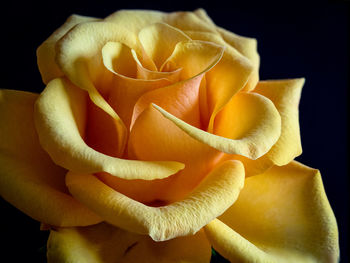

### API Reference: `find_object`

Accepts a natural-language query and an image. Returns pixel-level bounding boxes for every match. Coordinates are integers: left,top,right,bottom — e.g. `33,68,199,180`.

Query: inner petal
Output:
138,22,191,70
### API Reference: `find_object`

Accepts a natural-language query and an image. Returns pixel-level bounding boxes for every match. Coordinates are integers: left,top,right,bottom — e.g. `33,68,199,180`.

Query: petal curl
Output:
0,89,101,226
122,106,222,203
205,161,339,262
66,160,245,241
47,223,211,263
231,78,304,176
138,22,191,70
34,78,184,180
154,91,281,159
37,14,99,84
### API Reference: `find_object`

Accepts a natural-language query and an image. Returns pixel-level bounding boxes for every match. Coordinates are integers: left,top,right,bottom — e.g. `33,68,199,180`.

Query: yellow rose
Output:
0,9,339,262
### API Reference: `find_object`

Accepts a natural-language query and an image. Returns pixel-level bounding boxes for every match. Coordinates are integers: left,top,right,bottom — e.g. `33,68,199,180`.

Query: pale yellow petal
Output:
206,161,339,262
0,89,101,226
34,78,184,180
55,20,138,128
105,9,217,33
37,14,99,84
138,22,191,70
66,160,245,241
161,40,224,79
154,91,281,160
47,223,211,263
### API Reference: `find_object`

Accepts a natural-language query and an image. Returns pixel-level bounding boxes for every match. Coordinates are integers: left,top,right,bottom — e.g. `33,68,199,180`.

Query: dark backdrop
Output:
1,0,348,262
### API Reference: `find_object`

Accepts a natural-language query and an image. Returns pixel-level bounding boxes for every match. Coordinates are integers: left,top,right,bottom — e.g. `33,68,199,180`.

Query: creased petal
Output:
0,89,101,226
34,78,184,180
120,106,222,203
205,161,339,262
161,40,224,79
47,223,211,263
37,14,99,84
66,160,245,241
101,41,178,128
138,22,191,70
154,91,281,160
55,20,137,130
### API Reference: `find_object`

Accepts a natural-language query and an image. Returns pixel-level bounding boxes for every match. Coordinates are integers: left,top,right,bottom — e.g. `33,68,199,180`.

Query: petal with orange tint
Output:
205,46,254,132
66,160,244,241
205,161,339,262
131,74,203,129
138,22,190,70
47,223,211,263
37,14,99,84
154,91,281,160
34,78,184,180
101,41,180,128
0,89,101,226
122,106,221,203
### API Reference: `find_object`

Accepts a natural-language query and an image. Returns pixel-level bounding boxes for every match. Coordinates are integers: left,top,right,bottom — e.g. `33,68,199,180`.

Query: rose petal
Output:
205,161,339,262
120,106,222,203
231,78,304,176
153,91,281,160
161,40,224,79
105,9,217,34
131,74,203,129
34,78,184,180
47,223,211,263
66,160,245,241
138,22,191,70
37,14,99,84
0,89,101,226
101,41,180,128
55,20,139,125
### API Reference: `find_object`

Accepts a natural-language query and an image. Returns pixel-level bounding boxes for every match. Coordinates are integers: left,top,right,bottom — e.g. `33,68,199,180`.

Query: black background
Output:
1,0,348,262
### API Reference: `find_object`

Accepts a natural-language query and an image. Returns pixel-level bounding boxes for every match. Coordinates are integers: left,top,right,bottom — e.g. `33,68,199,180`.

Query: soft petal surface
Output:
34,78,184,180
205,161,339,262
154,91,281,160
37,14,99,84
138,22,191,70
0,89,101,226
47,223,211,263
121,106,222,203
232,79,304,176
66,160,245,241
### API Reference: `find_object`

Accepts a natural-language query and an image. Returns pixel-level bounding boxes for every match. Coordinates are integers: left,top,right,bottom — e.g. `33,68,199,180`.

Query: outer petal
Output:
154,91,281,160
66,160,245,241
34,78,184,180
37,14,99,84
47,223,211,263
224,79,304,176
205,161,339,262
0,89,101,226
104,9,217,33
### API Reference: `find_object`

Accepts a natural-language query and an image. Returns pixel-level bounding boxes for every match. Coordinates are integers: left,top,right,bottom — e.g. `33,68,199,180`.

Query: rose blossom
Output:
0,8,339,262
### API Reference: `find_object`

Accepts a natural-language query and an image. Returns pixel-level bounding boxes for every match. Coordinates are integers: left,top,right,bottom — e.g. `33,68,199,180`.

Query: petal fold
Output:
154,91,281,159
37,14,99,84
47,223,211,263
34,78,184,180
66,160,245,241
0,89,101,226
206,161,339,262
